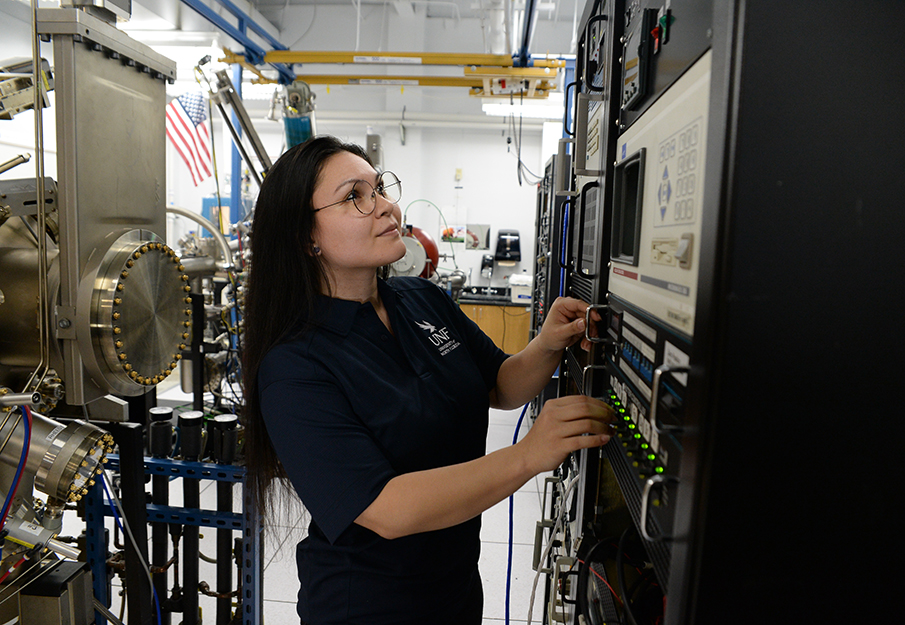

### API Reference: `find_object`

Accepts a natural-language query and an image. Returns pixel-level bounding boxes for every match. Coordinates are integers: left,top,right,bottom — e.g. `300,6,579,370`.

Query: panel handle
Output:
650,364,690,434
584,303,610,344
640,474,676,543
581,364,607,398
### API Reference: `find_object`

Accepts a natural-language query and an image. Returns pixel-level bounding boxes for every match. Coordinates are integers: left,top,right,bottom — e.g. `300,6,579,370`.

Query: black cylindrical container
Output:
149,407,174,459
148,406,174,625
178,410,204,461
212,414,239,465
213,413,240,624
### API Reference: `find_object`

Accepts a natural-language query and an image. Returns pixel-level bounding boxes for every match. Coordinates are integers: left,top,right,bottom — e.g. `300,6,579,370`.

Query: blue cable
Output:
101,473,163,625
0,407,32,530
559,201,569,298
505,403,530,625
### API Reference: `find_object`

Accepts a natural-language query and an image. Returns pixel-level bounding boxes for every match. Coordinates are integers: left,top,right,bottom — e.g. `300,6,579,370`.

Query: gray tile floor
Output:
81,403,549,624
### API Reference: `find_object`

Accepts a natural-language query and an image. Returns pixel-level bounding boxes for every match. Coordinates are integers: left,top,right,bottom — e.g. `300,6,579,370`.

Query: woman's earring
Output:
313,246,321,255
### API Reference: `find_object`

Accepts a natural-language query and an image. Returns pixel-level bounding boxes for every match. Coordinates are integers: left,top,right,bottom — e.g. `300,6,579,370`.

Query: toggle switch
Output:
677,233,694,269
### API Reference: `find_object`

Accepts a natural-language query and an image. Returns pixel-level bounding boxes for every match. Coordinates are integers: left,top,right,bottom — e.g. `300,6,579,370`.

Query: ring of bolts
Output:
68,432,115,503
113,242,191,386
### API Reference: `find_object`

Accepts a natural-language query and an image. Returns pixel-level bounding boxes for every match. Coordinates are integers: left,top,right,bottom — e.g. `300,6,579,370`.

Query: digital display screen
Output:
611,148,646,266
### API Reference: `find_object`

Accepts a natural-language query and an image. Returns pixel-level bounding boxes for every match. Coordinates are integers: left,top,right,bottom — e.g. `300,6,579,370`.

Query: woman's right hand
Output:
517,395,616,475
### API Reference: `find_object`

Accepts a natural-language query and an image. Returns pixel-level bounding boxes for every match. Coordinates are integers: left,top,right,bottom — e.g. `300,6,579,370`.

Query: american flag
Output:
165,92,212,186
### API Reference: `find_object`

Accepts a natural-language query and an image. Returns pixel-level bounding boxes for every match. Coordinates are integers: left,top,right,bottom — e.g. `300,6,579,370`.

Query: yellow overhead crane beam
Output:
263,50,566,69
464,65,559,98
290,74,556,98
219,49,563,98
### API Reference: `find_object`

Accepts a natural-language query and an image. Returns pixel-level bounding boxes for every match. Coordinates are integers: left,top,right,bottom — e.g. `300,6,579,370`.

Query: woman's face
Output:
311,151,406,281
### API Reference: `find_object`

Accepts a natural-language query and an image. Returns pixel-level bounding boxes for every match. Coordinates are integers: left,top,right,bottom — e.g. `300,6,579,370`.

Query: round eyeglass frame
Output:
312,171,402,216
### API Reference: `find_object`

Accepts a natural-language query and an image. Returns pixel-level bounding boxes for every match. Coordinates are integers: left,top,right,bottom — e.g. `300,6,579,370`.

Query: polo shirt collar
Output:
313,278,399,337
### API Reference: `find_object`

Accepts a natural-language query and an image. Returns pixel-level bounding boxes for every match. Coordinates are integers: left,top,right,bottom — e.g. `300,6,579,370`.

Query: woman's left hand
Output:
535,296,601,354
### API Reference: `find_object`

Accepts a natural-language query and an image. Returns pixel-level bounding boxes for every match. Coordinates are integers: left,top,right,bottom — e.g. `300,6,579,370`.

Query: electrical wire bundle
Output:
0,405,33,589
526,472,580,625
102,470,163,625
505,88,544,188
575,527,664,625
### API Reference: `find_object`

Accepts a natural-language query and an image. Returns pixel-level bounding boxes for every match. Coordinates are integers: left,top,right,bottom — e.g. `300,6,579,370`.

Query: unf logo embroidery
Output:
416,320,437,333
416,319,461,355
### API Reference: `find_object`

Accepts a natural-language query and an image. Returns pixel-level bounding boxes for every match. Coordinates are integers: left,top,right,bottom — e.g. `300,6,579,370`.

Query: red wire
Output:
577,558,625,607
0,557,26,585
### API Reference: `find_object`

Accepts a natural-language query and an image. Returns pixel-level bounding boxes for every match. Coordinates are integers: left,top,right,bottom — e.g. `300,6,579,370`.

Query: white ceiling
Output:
246,0,579,40
126,0,580,56
121,0,579,119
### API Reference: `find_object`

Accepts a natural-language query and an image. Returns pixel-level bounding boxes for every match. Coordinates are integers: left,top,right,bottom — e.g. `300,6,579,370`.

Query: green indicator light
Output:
623,415,631,421
655,466,665,474
647,454,656,461
640,443,649,450
634,433,642,440
628,423,636,429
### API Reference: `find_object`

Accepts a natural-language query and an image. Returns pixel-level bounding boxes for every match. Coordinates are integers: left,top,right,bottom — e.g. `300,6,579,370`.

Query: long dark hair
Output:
242,136,372,516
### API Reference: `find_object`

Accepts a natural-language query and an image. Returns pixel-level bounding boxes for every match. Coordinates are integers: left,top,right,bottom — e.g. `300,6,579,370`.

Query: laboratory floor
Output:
83,403,547,624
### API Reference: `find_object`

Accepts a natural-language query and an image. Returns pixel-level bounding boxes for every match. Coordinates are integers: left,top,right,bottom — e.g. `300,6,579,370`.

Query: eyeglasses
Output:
313,171,402,216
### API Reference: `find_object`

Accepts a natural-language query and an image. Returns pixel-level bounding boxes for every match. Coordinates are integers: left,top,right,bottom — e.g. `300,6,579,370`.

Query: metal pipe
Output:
149,407,174,625
108,422,153,625
213,415,238,625
504,0,512,57
230,63,243,232
166,206,235,270
517,0,540,67
46,537,81,560
94,598,126,625
0,153,30,175
178,411,204,625
190,294,205,413
0,392,41,407
24,0,49,395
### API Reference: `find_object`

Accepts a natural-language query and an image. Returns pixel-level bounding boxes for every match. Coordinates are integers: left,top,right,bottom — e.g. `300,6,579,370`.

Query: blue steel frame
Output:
180,0,295,85
515,0,540,67
85,455,263,625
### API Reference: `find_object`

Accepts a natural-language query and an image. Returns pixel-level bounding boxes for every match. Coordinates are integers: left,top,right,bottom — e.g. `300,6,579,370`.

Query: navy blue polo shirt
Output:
258,277,509,624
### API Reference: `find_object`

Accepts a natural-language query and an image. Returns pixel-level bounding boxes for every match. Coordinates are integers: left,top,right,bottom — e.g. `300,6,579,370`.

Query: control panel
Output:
618,0,713,130
609,50,711,336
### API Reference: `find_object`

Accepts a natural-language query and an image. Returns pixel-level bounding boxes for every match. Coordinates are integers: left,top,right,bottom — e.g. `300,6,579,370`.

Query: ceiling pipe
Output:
516,0,539,67
504,0,513,58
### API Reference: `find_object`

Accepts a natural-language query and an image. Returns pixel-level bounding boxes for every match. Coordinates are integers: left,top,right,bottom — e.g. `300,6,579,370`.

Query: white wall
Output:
166,108,553,290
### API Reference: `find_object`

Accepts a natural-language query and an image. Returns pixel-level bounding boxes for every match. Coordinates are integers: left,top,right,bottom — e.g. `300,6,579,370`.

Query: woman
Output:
242,136,614,625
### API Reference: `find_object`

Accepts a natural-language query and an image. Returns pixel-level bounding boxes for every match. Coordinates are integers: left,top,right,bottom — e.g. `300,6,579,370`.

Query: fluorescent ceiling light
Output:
119,30,221,46
239,82,283,101
482,92,564,119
